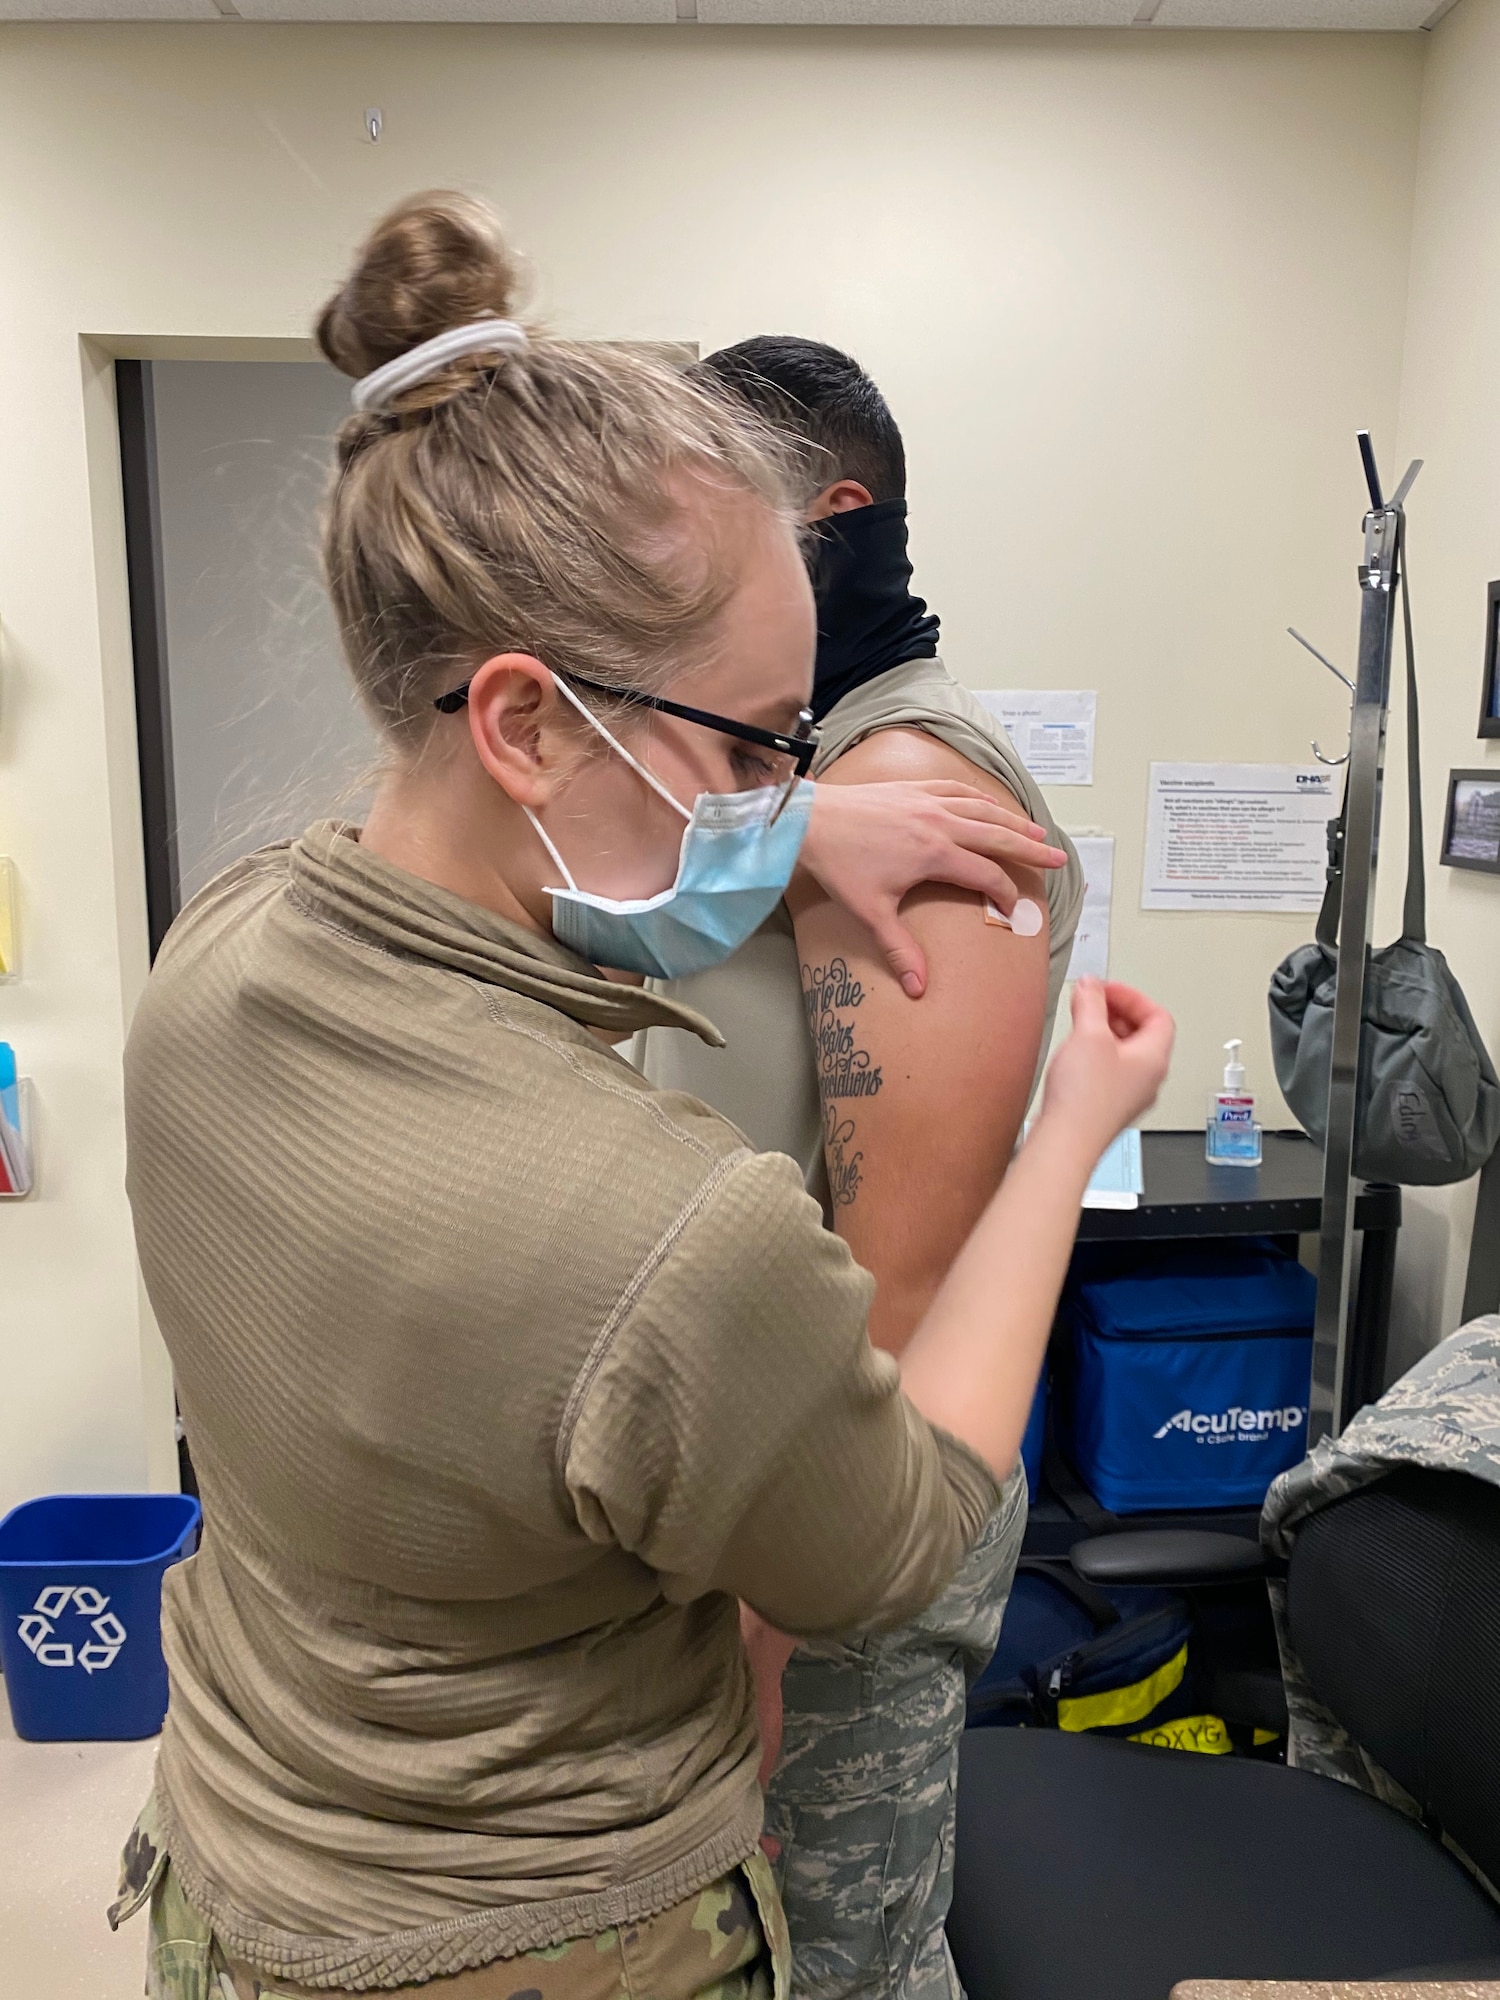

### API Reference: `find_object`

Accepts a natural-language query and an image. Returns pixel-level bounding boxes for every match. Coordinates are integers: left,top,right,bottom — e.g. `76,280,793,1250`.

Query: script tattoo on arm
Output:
802,956,886,1208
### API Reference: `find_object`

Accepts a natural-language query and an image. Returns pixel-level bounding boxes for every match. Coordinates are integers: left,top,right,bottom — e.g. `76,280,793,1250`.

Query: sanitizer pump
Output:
1206,1039,1262,1166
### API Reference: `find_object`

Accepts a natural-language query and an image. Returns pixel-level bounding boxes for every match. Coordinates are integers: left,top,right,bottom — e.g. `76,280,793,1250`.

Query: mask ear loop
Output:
524,671,692,894
523,805,581,892
549,673,692,823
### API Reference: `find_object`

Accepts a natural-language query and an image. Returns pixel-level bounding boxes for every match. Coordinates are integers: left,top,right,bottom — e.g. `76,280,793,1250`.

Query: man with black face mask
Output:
641,338,1083,2000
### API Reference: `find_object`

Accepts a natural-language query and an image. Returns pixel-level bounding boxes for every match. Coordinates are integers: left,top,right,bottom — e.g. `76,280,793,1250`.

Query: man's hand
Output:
797,779,1066,998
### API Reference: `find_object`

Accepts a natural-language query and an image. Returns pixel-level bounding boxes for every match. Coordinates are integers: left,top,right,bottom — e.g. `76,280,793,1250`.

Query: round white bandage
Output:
983,896,1045,937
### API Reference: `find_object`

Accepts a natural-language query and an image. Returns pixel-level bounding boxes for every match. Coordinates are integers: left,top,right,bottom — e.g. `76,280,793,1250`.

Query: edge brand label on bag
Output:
1390,1082,1445,1161
1152,1404,1306,1445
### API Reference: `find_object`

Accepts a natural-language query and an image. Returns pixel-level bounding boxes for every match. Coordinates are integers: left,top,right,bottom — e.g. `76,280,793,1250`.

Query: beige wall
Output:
1381,0,1500,1373
0,22,1431,1508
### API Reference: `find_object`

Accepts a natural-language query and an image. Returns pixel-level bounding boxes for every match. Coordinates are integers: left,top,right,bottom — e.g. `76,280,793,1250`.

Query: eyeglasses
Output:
433,669,819,820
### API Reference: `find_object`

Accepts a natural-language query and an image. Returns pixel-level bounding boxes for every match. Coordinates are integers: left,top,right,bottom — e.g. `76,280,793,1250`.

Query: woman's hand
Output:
1038,979,1176,1161
898,979,1172,1480
739,1602,797,1834
797,780,1068,997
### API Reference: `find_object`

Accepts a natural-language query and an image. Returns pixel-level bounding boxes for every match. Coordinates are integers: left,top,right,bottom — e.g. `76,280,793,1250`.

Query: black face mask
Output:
809,498,940,723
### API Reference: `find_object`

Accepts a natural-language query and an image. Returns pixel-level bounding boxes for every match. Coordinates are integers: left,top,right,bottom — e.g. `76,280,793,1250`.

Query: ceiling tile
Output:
229,0,674,15
0,0,219,14
700,0,1137,22
1153,0,1432,24
0,0,1439,28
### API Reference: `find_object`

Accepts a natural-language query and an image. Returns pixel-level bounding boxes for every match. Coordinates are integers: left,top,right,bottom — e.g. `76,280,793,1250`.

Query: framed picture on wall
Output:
1441,770,1500,875
1482,581,1500,739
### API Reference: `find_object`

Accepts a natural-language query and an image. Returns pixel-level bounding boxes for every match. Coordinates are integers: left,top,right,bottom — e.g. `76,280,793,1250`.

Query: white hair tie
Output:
351,318,528,413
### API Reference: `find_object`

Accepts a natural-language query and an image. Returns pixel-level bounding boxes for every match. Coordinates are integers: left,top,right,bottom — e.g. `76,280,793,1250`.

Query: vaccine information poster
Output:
976,689,1096,786
1141,763,1335,913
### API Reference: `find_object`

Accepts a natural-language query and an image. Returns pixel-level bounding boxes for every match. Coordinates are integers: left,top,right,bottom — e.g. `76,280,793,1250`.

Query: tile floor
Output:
1,1697,157,1996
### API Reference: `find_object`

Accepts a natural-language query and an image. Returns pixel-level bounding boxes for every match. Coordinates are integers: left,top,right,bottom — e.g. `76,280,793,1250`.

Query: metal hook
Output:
1288,627,1354,691
1287,627,1352,766
1389,458,1423,510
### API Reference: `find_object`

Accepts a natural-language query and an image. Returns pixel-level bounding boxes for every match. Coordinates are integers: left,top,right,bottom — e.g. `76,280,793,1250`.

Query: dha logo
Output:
1153,1405,1305,1443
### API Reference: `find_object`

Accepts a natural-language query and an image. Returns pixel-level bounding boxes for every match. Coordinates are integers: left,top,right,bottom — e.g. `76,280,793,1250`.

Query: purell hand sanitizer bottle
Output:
1206,1039,1262,1166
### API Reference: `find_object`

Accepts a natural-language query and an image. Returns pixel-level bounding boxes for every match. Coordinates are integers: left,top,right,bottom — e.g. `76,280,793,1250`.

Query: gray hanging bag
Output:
1268,536,1500,1186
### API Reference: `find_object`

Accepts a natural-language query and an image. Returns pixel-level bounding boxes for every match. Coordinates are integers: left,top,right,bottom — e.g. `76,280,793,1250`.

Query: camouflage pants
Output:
110,1797,788,2000
764,1468,1027,2000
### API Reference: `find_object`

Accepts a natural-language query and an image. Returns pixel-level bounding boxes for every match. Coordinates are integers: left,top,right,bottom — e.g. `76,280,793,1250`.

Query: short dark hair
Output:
695,335,906,505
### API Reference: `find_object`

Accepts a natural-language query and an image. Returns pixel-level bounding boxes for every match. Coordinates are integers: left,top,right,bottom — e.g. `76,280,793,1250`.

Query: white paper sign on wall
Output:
1141,763,1335,914
1065,835,1115,981
976,690,1096,786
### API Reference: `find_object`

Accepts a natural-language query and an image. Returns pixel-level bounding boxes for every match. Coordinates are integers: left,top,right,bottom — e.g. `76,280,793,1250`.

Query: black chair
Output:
948,1468,1500,2000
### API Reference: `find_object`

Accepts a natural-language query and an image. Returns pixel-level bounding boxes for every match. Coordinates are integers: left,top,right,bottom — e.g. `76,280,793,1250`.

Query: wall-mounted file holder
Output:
0,1048,34,1198
0,859,16,982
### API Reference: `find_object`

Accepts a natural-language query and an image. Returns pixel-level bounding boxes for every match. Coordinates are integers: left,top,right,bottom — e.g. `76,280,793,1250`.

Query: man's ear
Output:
805,479,876,522
463,654,572,807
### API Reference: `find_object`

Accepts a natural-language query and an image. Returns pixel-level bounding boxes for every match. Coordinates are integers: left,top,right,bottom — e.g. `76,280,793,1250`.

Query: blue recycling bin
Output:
0,1492,200,1741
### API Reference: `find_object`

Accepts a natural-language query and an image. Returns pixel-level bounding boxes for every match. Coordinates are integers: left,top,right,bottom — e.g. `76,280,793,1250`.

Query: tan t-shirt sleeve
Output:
561,1150,1001,1637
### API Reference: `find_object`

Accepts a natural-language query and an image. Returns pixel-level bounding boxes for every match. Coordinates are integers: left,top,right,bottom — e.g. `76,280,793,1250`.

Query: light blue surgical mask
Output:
524,678,815,981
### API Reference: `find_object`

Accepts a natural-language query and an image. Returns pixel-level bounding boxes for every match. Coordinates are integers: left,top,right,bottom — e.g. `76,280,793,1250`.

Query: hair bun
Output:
317,191,523,381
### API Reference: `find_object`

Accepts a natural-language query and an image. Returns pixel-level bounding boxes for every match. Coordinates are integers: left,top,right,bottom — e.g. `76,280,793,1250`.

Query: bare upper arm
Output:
788,729,1051,1356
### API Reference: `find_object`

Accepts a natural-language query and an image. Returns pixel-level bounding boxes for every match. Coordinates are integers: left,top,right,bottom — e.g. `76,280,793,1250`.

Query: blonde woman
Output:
111,193,1173,2000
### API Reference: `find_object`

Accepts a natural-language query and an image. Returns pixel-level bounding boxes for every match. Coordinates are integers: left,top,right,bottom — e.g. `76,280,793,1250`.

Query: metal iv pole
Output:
1307,434,1421,1449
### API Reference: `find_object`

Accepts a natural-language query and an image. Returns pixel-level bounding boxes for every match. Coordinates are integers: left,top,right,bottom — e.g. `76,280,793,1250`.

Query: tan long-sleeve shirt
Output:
123,822,999,1990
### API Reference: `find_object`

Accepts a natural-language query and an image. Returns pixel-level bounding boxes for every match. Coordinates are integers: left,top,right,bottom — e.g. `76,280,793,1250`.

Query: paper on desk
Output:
976,690,1096,786
1141,763,1335,913
1082,1128,1143,1210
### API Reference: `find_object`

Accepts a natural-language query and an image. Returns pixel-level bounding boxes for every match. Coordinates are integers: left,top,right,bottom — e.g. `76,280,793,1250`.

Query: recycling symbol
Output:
17,1586,127,1673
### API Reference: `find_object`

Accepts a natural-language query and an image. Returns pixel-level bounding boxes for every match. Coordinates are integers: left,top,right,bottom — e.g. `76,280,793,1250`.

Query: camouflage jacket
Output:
1261,1315,1500,1810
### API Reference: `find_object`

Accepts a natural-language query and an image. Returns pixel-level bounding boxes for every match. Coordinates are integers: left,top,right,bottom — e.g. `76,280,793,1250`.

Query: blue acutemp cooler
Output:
0,1492,200,1741
1057,1243,1316,1513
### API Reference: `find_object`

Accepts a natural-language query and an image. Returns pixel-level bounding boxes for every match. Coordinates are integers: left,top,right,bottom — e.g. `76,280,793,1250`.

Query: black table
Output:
1078,1126,1400,1248
1027,1129,1403,1554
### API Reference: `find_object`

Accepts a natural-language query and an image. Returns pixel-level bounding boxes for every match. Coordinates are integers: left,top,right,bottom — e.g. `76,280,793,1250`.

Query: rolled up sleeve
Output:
561,1151,1001,1636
